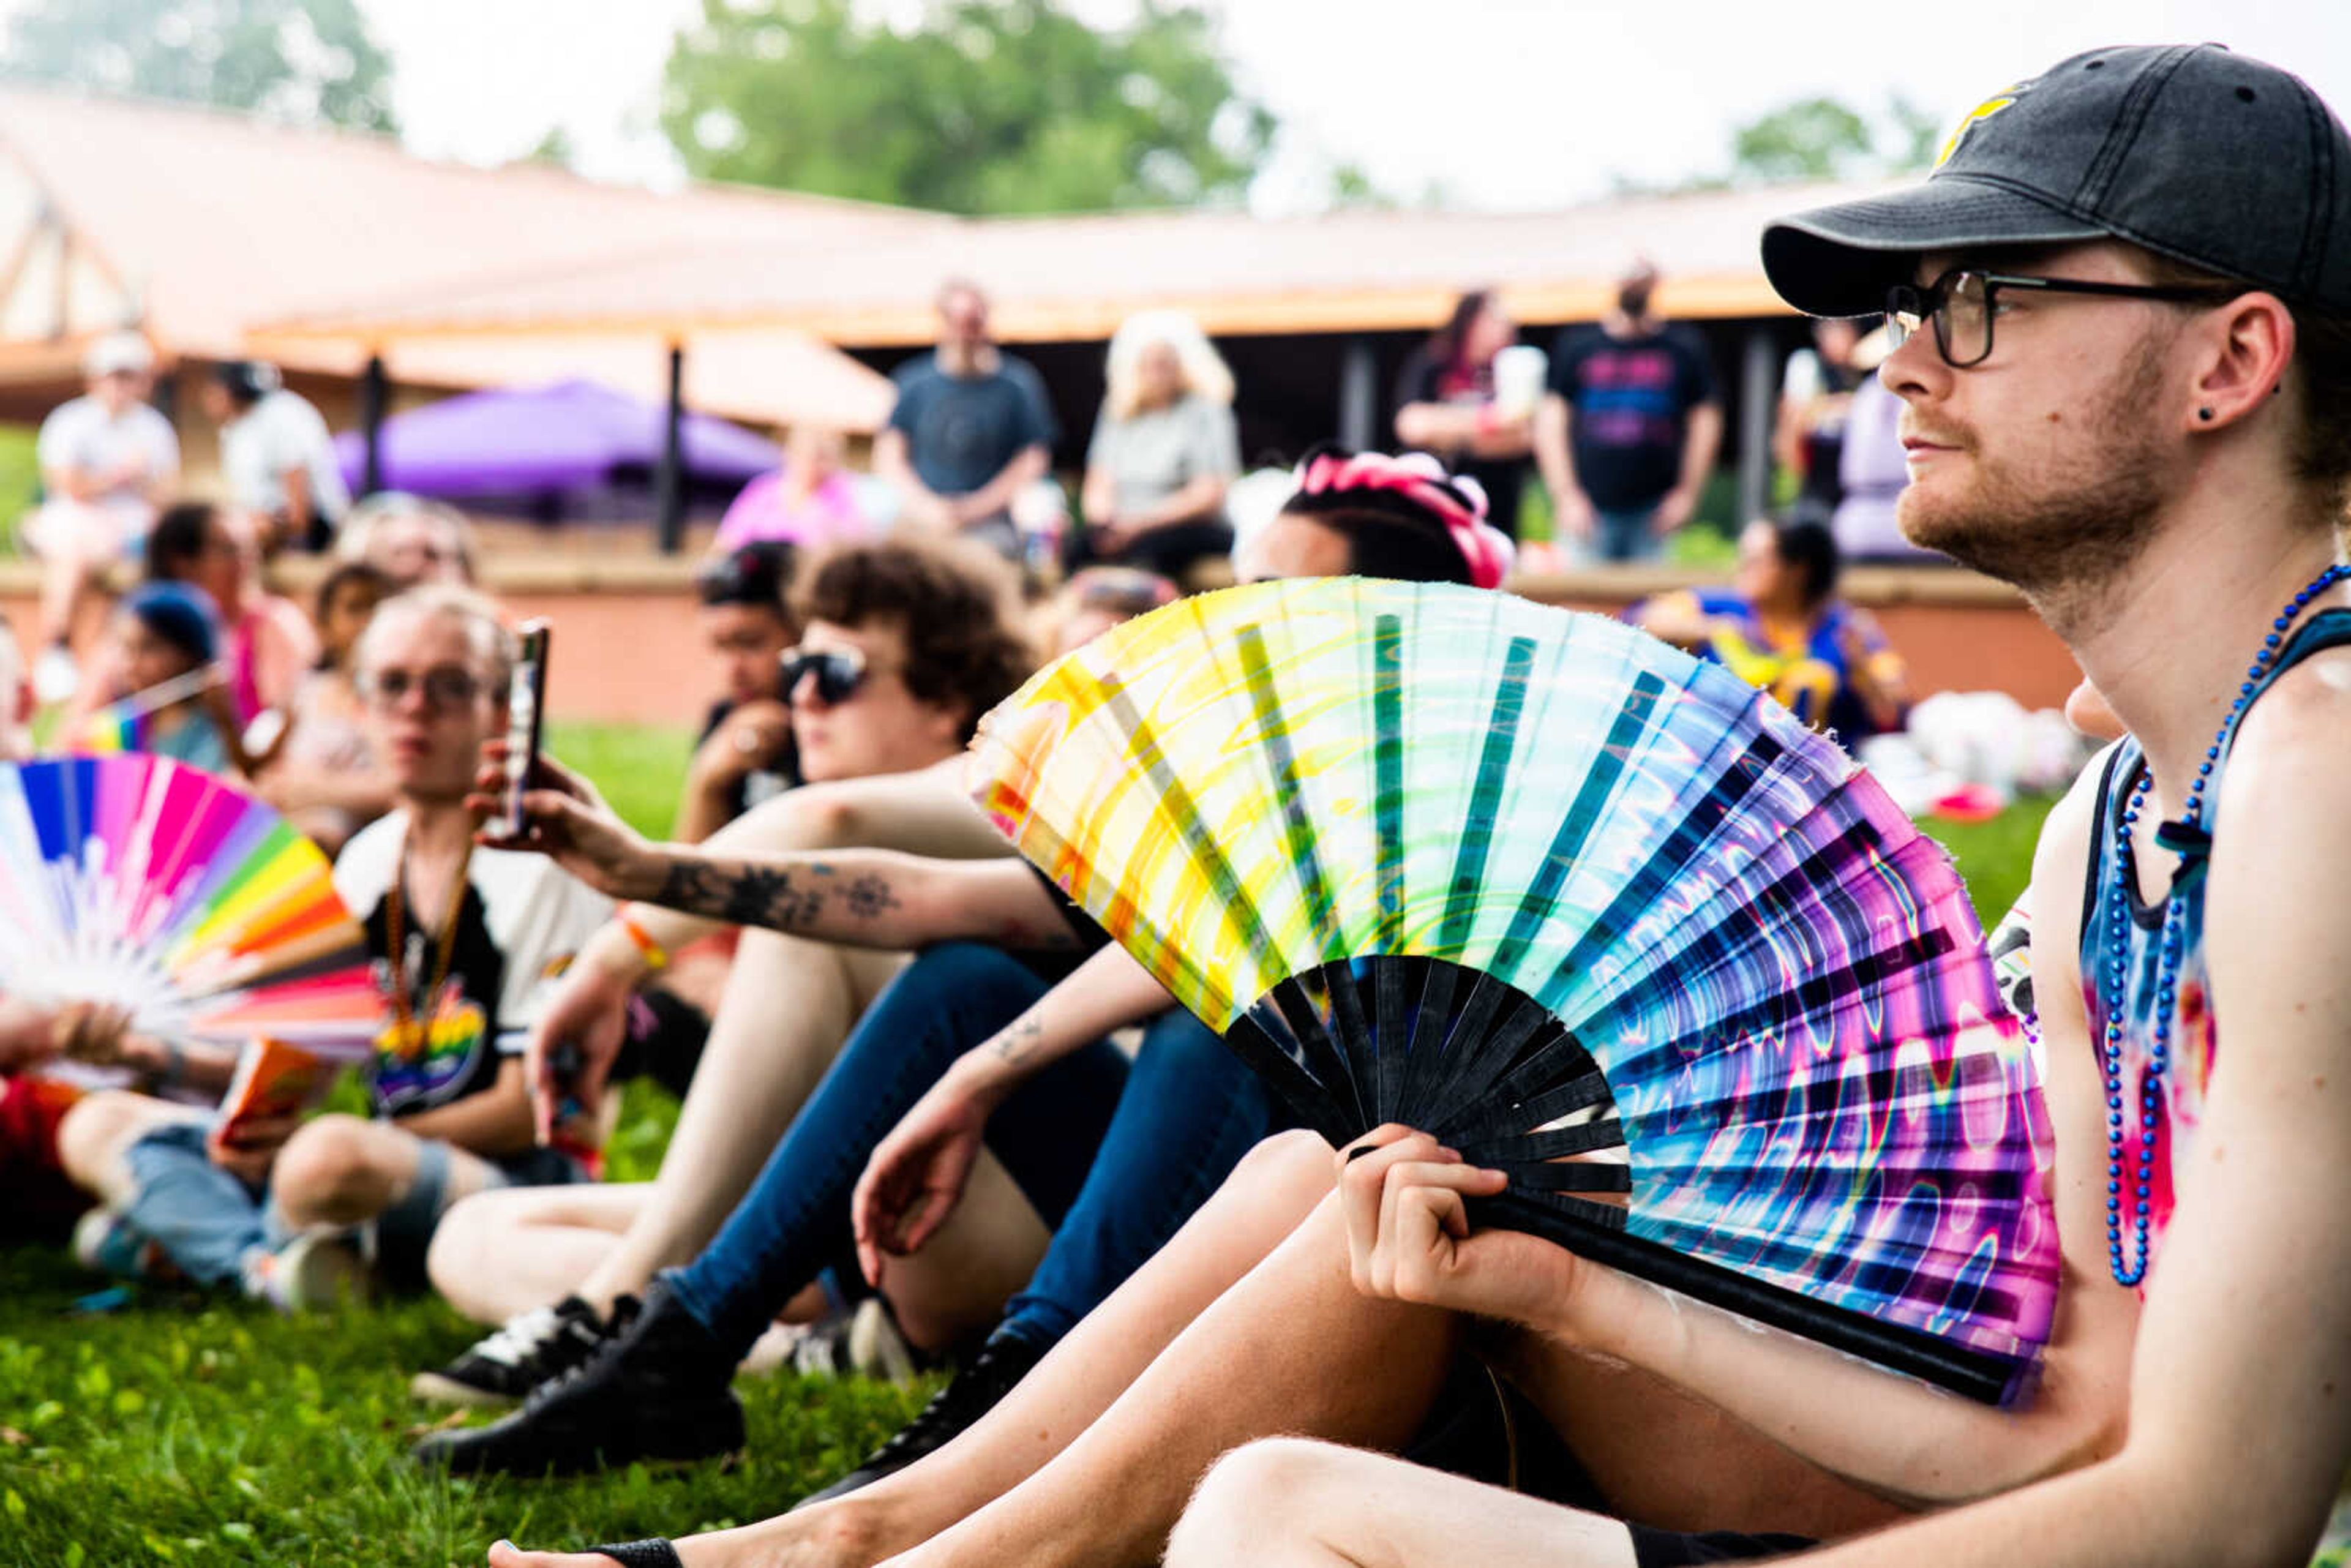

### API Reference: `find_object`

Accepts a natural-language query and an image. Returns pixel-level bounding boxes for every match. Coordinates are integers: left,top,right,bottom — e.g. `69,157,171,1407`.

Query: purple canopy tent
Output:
334,380,781,525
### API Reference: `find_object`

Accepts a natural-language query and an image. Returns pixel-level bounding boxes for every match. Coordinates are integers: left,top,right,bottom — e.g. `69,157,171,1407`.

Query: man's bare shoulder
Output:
2217,647,2351,844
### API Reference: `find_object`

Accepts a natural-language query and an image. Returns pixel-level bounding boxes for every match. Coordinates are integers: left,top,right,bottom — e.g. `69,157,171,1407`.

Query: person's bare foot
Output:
486,1496,906,1568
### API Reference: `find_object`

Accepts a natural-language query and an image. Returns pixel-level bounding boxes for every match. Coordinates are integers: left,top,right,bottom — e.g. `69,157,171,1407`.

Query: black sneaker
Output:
793,1331,1046,1508
410,1296,612,1409
412,1284,744,1476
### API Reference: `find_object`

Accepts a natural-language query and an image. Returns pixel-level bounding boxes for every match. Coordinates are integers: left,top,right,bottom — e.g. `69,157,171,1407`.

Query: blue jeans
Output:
1592,505,1663,563
996,1004,1275,1346
664,941,1278,1360
121,1120,577,1286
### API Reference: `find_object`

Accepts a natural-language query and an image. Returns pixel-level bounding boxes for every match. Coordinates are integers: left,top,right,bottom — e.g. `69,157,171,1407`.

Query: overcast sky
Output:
342,1,2351,212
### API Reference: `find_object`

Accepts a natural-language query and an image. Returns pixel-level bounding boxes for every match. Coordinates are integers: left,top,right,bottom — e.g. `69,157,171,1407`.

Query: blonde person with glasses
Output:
56,588,612,1310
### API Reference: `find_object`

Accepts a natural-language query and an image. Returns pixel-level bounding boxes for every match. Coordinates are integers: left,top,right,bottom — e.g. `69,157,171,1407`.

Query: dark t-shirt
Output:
335,818,613,1118
699,696,801,825
1545,324,1717,512
1392,346,1529,540
888,352,1059,504
1013,864,1114,986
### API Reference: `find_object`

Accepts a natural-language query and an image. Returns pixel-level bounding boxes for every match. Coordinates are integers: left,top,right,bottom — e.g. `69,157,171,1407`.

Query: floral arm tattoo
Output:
645,850,1076,949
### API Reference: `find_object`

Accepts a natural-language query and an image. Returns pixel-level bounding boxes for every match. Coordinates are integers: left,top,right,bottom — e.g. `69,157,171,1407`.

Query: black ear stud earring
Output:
2198,407,2216,421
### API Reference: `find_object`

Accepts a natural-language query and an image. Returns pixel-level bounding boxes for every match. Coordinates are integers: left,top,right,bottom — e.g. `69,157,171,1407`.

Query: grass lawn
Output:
0,722,2057,1567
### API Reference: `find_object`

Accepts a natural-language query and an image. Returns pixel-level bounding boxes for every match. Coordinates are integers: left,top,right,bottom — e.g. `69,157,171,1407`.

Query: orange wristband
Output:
618,909,670,973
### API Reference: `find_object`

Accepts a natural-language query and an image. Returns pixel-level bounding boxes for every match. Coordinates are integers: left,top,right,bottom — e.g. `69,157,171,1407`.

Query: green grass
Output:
0,1245,931,1567
1929,794,2053,929
543,722,696,842
0,721,2057,1566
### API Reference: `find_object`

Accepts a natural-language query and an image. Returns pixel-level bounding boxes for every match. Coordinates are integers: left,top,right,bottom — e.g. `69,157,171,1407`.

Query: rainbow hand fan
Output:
0,755,384,1054
972,578,2060,1404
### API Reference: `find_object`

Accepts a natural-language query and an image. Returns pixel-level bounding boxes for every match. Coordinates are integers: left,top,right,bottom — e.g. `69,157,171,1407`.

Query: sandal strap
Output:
588,1541,684,1568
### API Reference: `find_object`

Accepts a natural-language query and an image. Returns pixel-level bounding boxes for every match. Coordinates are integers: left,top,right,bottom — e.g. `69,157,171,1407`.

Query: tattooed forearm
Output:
646,852,924,937
653,855,827,931
992,1014,1046,1065
842,874,901,921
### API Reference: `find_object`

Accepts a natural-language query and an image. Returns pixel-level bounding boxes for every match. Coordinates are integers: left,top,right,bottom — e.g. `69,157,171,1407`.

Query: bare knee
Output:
1234,1127,1339,1206
271,1114,396,1226
1170,1438,1355,1566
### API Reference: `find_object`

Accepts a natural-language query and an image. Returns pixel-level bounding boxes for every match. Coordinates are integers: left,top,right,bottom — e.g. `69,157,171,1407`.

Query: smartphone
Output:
491,619,550,842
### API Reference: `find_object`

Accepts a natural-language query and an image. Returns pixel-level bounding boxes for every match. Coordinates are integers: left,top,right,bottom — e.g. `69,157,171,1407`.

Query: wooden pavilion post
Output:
656,342,686,555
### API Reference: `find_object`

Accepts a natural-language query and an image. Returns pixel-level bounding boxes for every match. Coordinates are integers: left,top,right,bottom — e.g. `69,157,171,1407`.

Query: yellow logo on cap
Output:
1936,91,2019,169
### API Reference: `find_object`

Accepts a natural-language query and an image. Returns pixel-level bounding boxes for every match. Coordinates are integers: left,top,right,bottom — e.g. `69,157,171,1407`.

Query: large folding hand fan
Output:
0,755,384,1051
972,578,2059,1404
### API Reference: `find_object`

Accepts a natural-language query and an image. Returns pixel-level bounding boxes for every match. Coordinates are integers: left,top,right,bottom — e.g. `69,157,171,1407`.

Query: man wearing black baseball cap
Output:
1097,43,2350,1568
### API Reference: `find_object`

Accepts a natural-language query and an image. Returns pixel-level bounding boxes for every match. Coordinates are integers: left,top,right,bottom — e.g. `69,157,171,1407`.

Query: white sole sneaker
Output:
252,1232,373,1312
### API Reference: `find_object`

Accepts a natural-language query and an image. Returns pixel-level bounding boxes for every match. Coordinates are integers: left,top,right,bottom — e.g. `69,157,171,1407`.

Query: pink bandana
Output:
1293,450,1515,590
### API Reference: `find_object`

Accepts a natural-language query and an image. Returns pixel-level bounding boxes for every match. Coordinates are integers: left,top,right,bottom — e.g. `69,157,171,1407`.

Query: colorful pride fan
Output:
972,578,2059,1404
0,755,384,1052
70,667,224,756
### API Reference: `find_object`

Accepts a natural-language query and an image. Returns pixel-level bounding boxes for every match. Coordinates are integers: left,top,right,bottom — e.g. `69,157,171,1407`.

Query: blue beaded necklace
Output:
2100,560,2351,1286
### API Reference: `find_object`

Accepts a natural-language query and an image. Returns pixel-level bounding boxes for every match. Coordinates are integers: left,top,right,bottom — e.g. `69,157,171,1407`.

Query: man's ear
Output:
2190,291,2297,432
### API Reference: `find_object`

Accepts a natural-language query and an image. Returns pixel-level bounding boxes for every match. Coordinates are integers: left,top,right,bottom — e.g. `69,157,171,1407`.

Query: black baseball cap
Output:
697,540,795,610
1763,45,2351,318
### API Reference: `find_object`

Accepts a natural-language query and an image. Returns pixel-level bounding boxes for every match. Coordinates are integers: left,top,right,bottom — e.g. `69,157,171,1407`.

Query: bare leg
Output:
430,1152,1045,1346
271,1114,500,1230
1168,1439,1638,1568
485,1128,1340,1568
571,937,904,1313
871,1142,1048,1355
54,1090,209,1205
882,1187,1460,1568
429,1185,653,1324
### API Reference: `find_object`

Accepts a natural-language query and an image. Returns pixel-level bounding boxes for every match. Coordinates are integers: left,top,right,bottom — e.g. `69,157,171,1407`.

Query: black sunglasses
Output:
1884,268,2241,369
779,647,870,705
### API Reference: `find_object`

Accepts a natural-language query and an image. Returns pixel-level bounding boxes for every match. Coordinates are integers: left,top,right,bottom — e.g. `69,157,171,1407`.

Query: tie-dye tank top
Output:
2078,606,2351,1566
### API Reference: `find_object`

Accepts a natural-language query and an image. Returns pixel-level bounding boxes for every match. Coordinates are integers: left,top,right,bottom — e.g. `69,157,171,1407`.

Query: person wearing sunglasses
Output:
407,539,1043,1410
59,587,614,1311
461,454,1523,1559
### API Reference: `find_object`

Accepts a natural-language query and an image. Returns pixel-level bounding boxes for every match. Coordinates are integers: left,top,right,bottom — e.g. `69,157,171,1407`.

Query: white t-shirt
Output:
220,389,351,525
332,813,613,1116
35,394,179,532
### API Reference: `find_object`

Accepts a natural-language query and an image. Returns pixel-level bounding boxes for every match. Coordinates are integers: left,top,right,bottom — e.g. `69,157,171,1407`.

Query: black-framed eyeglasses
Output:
1884,268,2242,369
357,664,488,711
779,647,871,705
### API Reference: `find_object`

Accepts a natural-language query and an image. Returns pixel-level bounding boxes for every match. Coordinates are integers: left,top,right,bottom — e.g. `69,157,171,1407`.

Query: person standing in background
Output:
1393,290,1539,539
1535,260,1722,563
24,332,181,706
875,281,1058,560
1073,310,1241,582
201,361,351,555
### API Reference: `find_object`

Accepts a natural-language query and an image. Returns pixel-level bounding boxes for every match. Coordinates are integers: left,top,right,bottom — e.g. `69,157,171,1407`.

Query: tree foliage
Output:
2,0,397,132
1730,96,1875,183
659,0,1274,215
1625,92,1945,196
